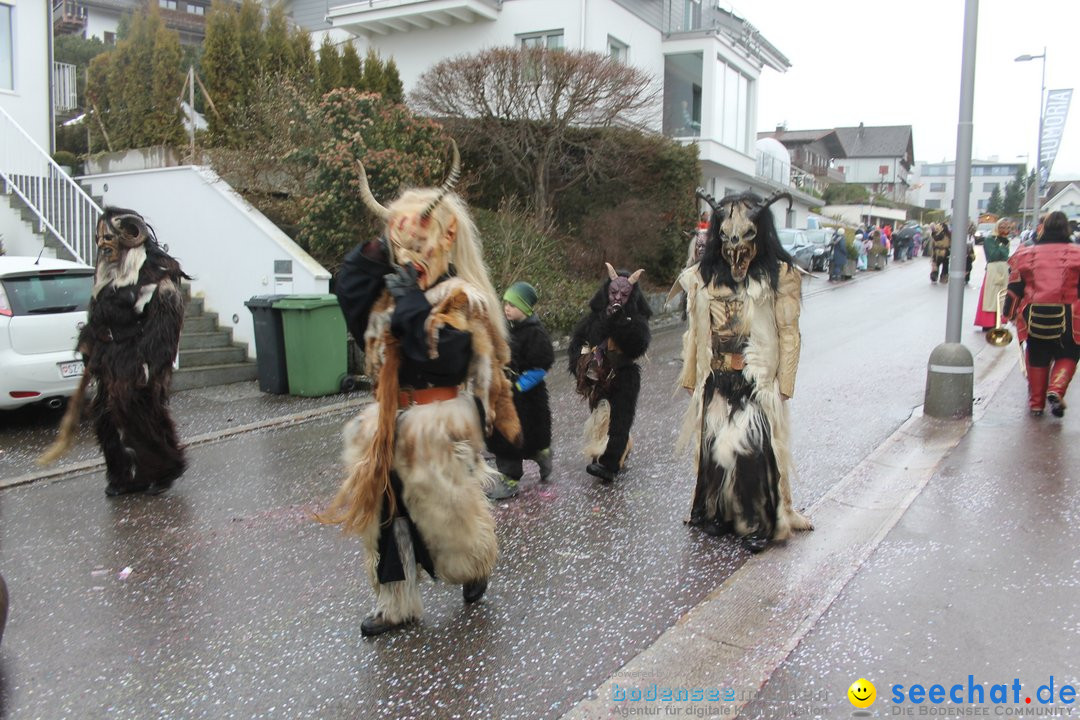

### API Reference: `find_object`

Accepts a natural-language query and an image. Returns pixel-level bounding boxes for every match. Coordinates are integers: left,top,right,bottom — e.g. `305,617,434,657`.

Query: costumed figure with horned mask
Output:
325,142,521,637
674,190,813,553
568,263,652,484
39,208,189,496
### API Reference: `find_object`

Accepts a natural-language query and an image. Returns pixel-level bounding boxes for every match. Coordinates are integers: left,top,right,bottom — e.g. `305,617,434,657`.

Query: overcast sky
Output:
736,0,1080,180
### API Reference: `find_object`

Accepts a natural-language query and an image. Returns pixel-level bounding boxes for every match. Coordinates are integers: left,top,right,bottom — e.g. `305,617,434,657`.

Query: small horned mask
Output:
605,262,643,314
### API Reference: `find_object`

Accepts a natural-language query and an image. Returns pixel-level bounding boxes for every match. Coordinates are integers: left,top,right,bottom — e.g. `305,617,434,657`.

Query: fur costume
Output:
676,190,812,553
568,263,651,481
929,223,951,284
325,144,521,634
40,208,189,496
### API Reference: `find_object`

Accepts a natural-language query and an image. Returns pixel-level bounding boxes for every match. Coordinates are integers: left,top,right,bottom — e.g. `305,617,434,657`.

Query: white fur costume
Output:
676,263,812,541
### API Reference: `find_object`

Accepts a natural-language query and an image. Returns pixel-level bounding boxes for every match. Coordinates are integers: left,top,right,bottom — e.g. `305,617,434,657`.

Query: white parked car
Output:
0,256,95,410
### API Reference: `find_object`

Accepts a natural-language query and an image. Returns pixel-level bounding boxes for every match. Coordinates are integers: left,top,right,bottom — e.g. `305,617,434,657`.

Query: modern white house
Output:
283,0,819,226
909,159,1027,222
2,3,327,389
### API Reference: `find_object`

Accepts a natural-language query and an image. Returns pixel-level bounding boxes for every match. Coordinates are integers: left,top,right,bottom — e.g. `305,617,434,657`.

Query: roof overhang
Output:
327,0,500,37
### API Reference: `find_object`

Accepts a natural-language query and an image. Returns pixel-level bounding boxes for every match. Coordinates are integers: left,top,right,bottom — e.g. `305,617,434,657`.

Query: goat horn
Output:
421,139,462,219
356,161,391,221
605,262,618,280
111,213,149,248
695,187,720,212
753,191,793,218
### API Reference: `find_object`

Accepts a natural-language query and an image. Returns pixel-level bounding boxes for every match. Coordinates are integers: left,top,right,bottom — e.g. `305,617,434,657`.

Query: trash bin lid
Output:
245,294,289,309
272,294,340,310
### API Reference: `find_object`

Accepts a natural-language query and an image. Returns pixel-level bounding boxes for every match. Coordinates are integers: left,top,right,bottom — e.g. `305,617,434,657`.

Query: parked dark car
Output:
802,229,833,272
778,229,815,272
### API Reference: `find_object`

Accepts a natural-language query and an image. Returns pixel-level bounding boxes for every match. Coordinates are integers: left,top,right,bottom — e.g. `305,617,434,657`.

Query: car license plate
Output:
59,360,84,378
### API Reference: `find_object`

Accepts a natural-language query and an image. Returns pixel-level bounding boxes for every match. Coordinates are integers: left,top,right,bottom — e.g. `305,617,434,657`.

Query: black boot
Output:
463,577,488,603
740,532,769,554
361,613,409,637
586,462,617,483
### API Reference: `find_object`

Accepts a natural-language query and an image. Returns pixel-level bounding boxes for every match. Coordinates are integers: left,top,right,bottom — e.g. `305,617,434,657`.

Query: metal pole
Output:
189,66,196,163
924,0,977,419
945,0,978,343
1036,47,1046,206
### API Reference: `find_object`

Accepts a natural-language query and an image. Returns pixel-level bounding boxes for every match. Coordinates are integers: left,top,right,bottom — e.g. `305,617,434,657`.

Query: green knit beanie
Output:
504,281,538,316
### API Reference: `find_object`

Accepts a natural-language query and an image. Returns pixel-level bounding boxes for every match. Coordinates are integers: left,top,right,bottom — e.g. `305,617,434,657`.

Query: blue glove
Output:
515,368,547,393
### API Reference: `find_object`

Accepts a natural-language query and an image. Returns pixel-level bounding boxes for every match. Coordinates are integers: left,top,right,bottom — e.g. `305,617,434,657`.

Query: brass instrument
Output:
986,288,1013,347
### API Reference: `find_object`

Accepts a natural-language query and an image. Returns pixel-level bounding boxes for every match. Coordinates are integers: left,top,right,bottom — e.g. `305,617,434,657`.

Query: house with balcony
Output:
281,0,819,226
830,124,914,204
53,0,229,45
757,126,846,195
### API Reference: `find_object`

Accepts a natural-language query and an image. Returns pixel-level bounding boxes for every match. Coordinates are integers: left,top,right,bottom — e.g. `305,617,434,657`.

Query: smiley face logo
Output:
848,679,876,708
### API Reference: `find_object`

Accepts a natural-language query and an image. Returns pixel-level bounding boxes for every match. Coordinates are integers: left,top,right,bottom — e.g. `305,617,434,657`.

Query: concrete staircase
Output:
175,284,258,391
2,181,95,262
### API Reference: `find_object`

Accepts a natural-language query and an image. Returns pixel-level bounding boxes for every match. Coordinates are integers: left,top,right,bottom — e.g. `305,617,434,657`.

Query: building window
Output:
977,199,988,210
925,199,941,209
929,182,947,192
663,52,701,138
983,182,998,193
519,30,564,50
103,31,116,44
159,0,177,9
185,2,205,15
923,165,950,176
0,2,12,92
608,36,627,63
717,58,751,154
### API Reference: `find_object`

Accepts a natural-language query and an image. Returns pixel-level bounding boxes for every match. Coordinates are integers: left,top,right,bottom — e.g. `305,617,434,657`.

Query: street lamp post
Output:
1015,47,1047,219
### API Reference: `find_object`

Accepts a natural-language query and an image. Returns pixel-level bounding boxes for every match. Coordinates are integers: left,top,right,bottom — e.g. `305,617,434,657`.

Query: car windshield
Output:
806,230,830,247
0,272,93,316
777,229,799,251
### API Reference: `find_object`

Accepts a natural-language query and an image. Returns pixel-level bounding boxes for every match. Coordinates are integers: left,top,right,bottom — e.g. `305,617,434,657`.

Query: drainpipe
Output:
580,0,587,49
48,1,57,153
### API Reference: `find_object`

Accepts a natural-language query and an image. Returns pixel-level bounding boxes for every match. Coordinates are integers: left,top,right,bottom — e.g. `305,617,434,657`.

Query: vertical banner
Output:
1039,88,1072,192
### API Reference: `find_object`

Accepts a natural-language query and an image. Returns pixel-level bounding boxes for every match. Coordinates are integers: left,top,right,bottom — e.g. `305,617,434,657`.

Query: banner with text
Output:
1039,88,1072,193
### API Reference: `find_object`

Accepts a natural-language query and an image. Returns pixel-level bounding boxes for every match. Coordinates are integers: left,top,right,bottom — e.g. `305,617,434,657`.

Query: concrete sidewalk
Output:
0,381,370,489
564,337,1074,719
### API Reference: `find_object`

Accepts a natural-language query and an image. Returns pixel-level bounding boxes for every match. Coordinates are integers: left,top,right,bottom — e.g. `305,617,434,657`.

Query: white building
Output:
53,0,222,46
284,0,818,226
910,159,1027,222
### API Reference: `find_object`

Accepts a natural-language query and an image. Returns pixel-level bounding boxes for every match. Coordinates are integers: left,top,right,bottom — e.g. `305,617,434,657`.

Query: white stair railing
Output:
0,105,101,265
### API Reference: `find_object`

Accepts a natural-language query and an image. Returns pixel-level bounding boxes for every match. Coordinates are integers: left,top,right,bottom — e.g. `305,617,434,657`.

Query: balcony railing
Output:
53,62,79,113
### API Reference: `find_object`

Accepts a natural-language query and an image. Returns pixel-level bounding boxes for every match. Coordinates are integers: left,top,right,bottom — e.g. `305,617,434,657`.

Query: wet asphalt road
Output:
0,257,987,719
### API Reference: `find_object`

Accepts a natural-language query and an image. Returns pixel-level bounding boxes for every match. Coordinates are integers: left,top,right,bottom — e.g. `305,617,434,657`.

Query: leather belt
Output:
398,386,459,408
711,352,745,372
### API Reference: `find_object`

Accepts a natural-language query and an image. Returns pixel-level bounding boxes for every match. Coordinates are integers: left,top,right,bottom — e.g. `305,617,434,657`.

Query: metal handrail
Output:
0,106,101,265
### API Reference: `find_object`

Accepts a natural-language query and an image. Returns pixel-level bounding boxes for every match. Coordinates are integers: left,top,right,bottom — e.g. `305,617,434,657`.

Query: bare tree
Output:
411,47,659,224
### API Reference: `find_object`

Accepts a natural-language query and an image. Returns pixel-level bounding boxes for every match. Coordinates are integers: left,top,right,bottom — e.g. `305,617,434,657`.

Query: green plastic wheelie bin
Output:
272,295,348,397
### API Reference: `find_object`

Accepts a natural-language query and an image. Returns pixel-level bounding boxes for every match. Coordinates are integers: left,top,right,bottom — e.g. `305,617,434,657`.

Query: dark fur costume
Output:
487,313,554,462
568,272,652,474
79,209,190,495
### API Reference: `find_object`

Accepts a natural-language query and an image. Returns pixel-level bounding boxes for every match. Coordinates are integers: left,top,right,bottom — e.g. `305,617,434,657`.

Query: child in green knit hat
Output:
486,281,555,500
